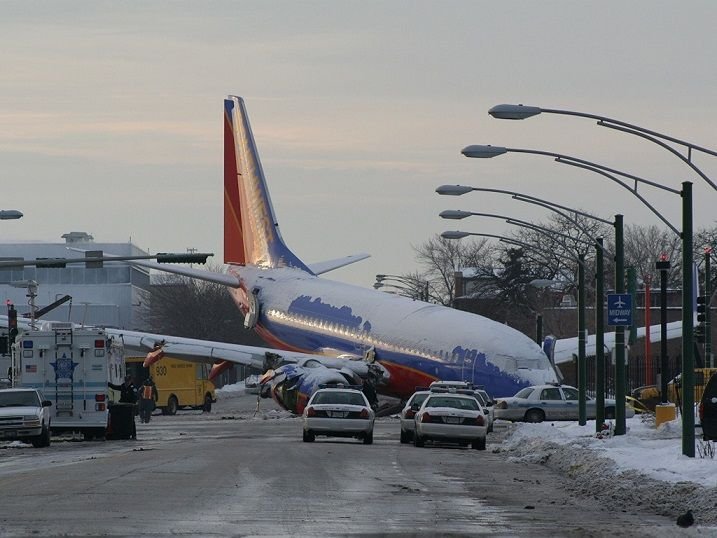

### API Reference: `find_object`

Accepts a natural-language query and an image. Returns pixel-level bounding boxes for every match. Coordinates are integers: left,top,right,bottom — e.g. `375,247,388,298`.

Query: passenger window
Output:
540,388,563,400
562,388,579,401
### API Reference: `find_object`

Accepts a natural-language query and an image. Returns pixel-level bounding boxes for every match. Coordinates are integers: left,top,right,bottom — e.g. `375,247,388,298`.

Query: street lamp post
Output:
656,256,671,401
486,105,717,456
704,248,713,367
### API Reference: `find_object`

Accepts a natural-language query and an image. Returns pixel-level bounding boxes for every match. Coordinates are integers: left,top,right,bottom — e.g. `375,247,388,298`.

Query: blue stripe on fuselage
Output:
259,315,529,398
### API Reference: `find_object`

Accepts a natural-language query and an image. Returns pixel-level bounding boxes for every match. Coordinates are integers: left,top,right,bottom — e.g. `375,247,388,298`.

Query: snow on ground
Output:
500,414,717,528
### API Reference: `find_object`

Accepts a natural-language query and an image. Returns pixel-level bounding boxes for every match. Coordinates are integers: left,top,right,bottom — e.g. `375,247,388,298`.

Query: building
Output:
0,232,150,329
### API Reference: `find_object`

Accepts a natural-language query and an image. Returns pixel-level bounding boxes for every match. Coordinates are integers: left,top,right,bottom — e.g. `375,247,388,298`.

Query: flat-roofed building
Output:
0,232,149,329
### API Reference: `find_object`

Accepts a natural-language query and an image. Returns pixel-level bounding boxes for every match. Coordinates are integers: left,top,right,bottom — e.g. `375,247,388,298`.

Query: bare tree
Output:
410,234,494,305
149,269,266,346
620,224,681,287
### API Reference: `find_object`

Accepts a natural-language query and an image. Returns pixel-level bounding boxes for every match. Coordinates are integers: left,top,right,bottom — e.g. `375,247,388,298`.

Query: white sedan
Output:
494,384,636,423
399,390,430,443
302,387,375,444
414,392,487,450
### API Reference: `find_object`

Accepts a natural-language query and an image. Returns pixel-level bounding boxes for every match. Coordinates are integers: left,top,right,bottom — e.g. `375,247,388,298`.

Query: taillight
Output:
496,400,507,410
476,415,484,426
95,394,106,402
699,402,704,422
95,403,106,411
421,412,431,423
359,408,369,419
405,409,415,419
307,407,316,417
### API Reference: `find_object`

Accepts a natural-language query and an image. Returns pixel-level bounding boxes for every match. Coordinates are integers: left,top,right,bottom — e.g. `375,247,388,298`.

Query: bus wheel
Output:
167,396,179,416
203,394,212,413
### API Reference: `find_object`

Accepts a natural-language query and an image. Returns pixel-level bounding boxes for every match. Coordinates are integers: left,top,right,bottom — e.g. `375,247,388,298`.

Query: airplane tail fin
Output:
224,96,312,272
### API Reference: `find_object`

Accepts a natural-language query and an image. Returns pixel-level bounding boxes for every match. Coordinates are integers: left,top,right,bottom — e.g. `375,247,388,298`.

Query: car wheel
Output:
413,434,424,448
472,437,486,450
525,409,545,423
400,430,410,444
166,396,179,416
303,429,315,442
363,431,374,445
32,425,50,448
605,407,615,420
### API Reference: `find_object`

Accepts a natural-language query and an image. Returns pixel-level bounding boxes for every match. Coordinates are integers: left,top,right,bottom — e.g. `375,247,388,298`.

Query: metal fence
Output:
580,354,714,404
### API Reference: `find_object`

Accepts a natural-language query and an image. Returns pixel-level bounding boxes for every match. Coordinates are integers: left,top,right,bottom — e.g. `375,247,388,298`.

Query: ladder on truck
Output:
53,327,75,418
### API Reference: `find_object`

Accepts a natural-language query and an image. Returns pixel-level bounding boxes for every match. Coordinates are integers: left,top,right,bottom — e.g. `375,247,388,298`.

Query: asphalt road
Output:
0,393,678,537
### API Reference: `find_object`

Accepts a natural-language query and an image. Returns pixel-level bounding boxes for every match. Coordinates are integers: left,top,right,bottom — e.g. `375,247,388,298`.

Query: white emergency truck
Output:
12,322,124,439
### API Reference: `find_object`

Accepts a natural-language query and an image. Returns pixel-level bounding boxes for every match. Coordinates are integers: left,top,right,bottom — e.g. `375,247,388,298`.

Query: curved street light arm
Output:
537,107,717,159
445,230,582,267
598,121,717,191
505,147,681,195
505,218,593,253
511,194,613,226
555,159,681,236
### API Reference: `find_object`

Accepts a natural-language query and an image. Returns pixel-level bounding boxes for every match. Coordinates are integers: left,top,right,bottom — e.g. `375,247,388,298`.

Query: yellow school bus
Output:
125,356,216,415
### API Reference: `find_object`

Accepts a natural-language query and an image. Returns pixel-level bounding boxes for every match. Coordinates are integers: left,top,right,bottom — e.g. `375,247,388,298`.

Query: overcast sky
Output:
3,1,717,287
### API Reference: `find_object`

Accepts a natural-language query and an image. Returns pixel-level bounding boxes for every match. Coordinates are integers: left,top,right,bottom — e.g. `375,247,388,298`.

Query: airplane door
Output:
244,288,260,329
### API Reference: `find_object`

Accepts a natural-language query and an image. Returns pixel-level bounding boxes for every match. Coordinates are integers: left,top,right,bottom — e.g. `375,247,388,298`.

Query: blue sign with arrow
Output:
607,293,632,326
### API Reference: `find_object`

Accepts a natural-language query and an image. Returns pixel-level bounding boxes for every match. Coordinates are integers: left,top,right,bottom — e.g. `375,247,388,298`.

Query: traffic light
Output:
35,257,67,268
695,324,706,343
7,304,18,345
697,295,708,323
156,253,210,264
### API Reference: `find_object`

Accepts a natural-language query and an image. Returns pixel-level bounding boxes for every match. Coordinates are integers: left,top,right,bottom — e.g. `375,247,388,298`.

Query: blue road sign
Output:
607,293,632,326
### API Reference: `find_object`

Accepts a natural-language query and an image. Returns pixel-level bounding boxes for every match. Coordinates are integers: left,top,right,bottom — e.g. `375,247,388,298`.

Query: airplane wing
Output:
56,323,372,378
114,259,241,288
308,254,371,275
552,320,684,364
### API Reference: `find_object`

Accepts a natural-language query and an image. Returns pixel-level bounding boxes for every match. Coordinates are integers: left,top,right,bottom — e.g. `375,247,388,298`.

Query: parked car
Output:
473,388,495,433
0,388,53,447
399,390,430,443
414,391,487,450
302,385,375,444
427,380,495,433
494,384,635,423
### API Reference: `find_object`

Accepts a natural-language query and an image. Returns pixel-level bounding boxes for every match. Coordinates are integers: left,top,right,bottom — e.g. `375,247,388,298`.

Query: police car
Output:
413,387,488,450
399,389,431,443
302,384,375,444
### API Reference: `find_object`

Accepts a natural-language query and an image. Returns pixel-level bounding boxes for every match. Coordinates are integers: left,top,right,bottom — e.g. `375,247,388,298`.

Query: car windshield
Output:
477,390,491,404
409,393,429,407
425,396,479,411
0,391,41,407
312,391,366,406
514,387,535,399
473,392,487,405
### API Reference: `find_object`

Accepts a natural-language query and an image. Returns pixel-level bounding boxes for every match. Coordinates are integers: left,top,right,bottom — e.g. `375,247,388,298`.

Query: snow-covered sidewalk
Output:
500,415,717,529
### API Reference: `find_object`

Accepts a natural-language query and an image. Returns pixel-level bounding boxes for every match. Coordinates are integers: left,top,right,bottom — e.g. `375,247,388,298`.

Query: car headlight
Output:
23,416,41,426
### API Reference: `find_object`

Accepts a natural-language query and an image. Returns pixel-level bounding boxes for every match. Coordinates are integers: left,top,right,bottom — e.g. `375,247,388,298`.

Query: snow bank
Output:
500,416,717,526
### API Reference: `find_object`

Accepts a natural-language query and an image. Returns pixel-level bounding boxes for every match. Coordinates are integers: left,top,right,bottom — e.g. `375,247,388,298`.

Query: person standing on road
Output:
138,377,158,423
108,375,137,404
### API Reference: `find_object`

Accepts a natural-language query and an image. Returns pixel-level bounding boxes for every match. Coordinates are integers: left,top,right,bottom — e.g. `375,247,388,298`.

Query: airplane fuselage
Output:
230,266,557,402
